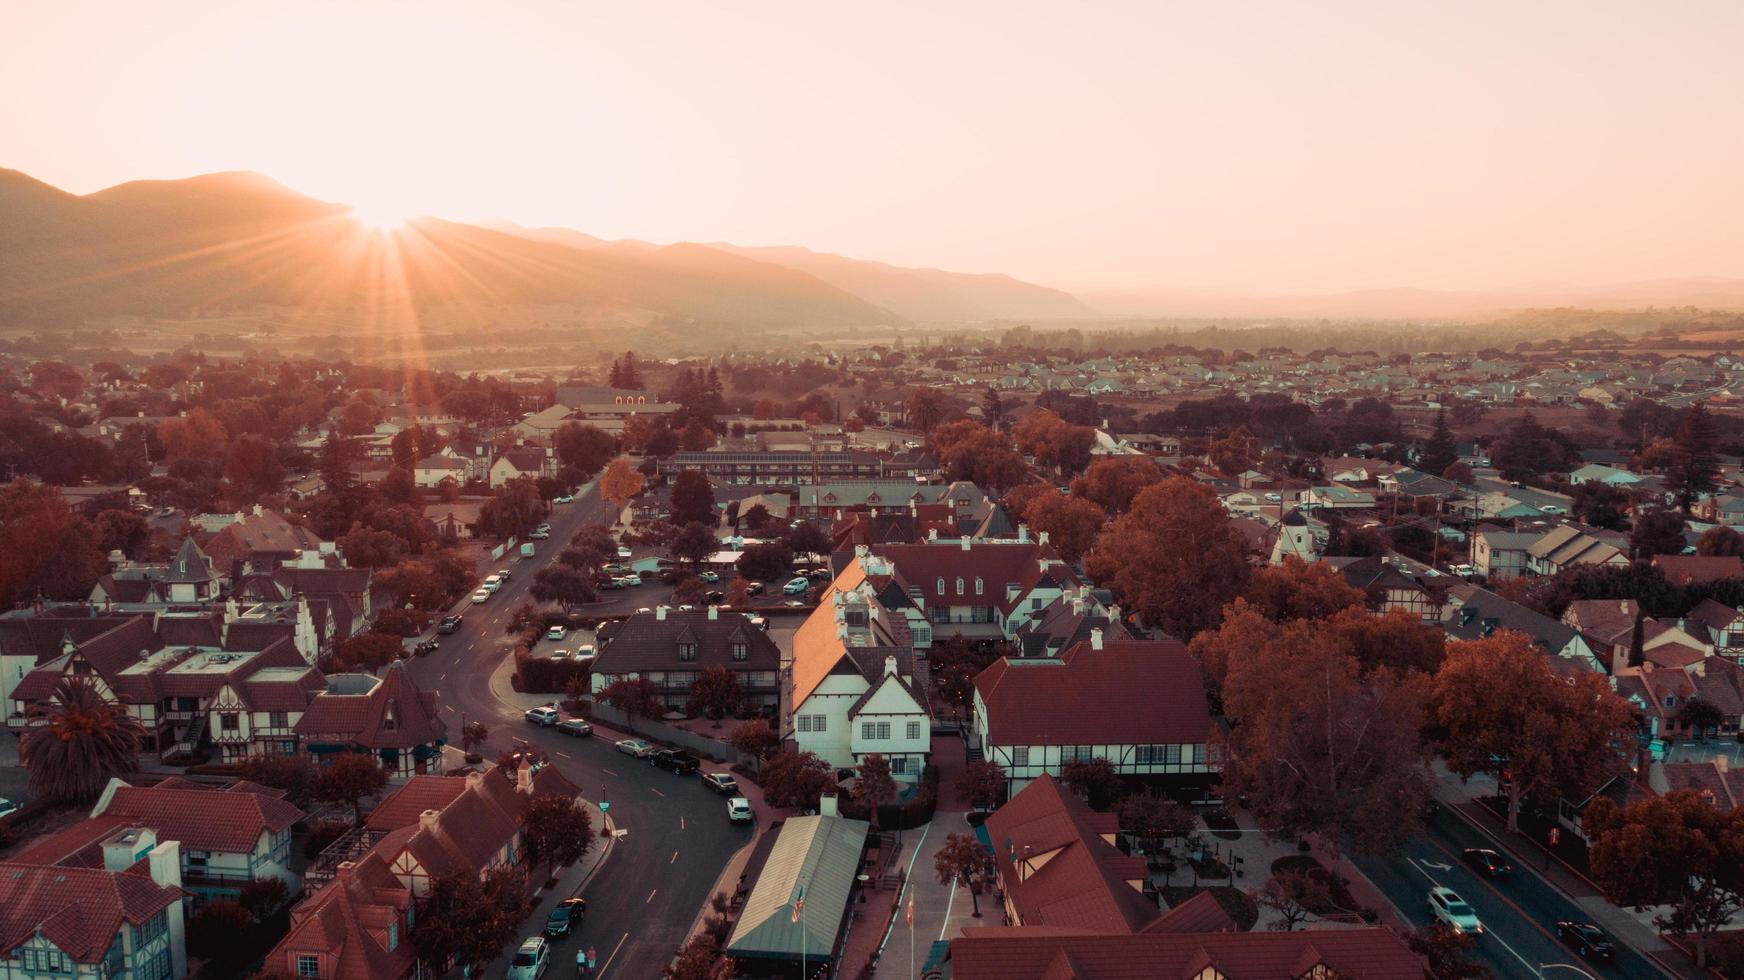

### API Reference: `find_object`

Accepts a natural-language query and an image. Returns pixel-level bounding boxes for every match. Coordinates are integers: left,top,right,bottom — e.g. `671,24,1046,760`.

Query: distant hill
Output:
486,221,1093,322
1084,278,1744,320
0,169,900,332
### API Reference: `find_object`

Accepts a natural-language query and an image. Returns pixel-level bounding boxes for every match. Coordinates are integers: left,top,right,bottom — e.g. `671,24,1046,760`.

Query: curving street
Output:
405,481,752,979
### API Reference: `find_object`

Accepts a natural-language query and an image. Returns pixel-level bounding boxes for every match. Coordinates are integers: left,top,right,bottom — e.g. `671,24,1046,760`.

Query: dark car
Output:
413,639,438,656
437,616,463,634
704,590,726,604
1556,920,1615,961
1462,848,1512,878
544,897,587,938
746,581,764,596
649,749,700,775
700,771,739,796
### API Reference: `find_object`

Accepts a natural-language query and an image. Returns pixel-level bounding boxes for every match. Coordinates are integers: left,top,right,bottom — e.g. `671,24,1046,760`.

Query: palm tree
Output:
19,676,146,803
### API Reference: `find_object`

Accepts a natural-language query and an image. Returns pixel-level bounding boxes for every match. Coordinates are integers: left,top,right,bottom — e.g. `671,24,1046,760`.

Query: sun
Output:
348,204,412,232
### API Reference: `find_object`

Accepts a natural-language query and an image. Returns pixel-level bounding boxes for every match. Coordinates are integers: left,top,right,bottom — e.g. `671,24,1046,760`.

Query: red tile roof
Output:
269,853,414,980
984,775,1160,934
1653,555,1744,587
0,860,182,963
974,640,1214,748
95,782,304,854
947,926,1426,980
296,663,446,749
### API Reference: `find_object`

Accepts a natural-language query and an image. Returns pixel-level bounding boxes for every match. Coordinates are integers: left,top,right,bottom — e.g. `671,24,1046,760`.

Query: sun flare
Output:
349,205,411,232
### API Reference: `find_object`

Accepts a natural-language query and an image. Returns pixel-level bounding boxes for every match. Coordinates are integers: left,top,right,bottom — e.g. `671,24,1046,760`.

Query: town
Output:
0,331,1741,980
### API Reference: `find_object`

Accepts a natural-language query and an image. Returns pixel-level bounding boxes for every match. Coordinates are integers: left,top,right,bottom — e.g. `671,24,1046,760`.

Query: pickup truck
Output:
648,749,700,775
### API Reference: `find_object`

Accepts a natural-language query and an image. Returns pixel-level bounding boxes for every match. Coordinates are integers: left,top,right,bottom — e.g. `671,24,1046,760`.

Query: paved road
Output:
406,481,751,980
1353,808,1652,980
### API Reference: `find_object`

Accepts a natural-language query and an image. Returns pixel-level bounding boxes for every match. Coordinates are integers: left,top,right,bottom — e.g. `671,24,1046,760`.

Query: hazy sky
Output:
4,1,1741,294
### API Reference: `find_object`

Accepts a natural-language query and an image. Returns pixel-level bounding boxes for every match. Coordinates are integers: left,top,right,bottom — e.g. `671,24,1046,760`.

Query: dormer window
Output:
731,641,747,661
679,642,697,662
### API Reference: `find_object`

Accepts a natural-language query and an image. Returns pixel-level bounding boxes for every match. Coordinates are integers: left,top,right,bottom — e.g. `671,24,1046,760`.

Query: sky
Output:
4,1,1741,295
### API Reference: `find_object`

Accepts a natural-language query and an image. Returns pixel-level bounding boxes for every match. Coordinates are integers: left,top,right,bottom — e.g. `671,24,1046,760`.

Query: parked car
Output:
704,590,725,604
536,523,552,535
550,649,571,662
482,574,503,593
617,575,641,588
496,568,512,582
1264,492,1282,502
556,719,593,738
649,749,699,774
1427,886,1482,935
615,738,654,758
783,599,805,608
782,577,810,595
544,897,586,938
545,625,567,642
554,494,575,505
524,706,560,727
507,937,549,980
470,588,491,604
746,581,764,596
701,772,739,796
1462,848,1512,878
413,639,438,656
727,797,754,823
529,528,550,540
0,799,19,820
699,571,720,583
437,615,463,634
1555,920,1615,962
616,546,632,560
603,563,627,574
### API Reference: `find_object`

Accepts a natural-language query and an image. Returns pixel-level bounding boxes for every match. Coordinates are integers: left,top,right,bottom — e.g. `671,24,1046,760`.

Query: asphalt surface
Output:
1353,807,1651,980
405,481,753,980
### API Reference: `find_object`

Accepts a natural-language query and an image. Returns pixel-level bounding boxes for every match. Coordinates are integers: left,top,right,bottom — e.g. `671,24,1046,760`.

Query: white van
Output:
482,574,503,593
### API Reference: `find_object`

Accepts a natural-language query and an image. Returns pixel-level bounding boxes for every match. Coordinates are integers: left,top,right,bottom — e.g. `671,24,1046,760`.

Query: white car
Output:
545,625,566,642
1264,492,1282,502
617,546,633,560
554,494,574,505
507,937,549,980
616,738,654,758
482,574,503,593
1428,886,1483,935
524,706,560,726
550,649,571,662
783,577,810,595
727,797,754,823
1541,505,1567,515
470,589,491,604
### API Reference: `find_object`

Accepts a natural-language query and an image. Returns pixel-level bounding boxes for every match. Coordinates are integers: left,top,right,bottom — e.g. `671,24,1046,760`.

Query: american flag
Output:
791,885,805,923
906,891,914,928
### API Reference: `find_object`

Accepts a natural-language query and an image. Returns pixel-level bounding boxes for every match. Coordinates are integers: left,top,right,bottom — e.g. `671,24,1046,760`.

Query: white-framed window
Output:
798,714,826,733
220,713,240,731
270,711,289,728
906,721,922,740
679,642,697,662
975,577,983,595
890,756,908,775
297,954,321,977
861,721,892,740
956,577,965,595
1011,746,1029,766
936,577,945,595
731,642,748,661
1164,744,1183,764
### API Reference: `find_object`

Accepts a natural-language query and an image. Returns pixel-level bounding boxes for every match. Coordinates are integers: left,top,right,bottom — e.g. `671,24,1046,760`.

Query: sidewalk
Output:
871,817,984,980
465,797,616,980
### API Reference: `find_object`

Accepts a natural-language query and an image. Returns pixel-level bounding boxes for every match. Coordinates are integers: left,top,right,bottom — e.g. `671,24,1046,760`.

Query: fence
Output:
585,702,740,762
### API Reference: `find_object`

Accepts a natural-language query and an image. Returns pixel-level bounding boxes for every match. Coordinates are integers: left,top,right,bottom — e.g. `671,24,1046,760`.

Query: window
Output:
387,922,398,952
975,577,983,595
731,642,748,662
22,948,70,972
1063,746,1094,763
297,955,321,978
931,607,950,624
1031,597,1044,610
1010,746,1029,766
1664,695,1677,708
678,642,697,662
860,721,891,740
187,849,209,867
1135,745,1157,765
845,609,867,628
1191,744,1206,765
220,713,240,732
1164,744,1183,765
906,721,922,740
937,577,946,595
139,911,166,945
798,714,826,733
956,577,965,595
890,756,908,775
270,711,289,728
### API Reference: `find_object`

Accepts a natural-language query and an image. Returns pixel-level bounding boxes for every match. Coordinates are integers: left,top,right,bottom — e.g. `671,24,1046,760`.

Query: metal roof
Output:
725,813,869,960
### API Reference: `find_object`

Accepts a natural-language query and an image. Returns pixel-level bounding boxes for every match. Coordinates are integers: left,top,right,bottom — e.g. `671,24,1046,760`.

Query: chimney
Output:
960,537,971,551
1718,756,1730,775
147,839,182,890
910,501,917,517
1091,628,1104,651
466,769,485,790
884,654,899,677
818,793,840,817
1109,605,1121,623
708,605,719,620
1018,523,1030,543
419,809,440,831
656,605,668,621
102,827,157,873
1038,531,1049,545
928,528,938,542
517,758,535,794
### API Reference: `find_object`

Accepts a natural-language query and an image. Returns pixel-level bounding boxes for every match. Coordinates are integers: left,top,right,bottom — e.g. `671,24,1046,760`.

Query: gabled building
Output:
264,852,414,980
1011,588,1131,658
865,539,1080,642
1322,555,1444,622
1687,598,1744,657
591,606,783,713
1525,525,1628,577
973,637,1218,793
1442,588,1602,672
983,774,1160,932
201,507,328,574
296,664,447,778
488,447,553,488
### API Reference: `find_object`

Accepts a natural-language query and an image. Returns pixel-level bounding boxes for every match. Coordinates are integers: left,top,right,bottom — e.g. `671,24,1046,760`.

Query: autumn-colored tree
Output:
688,665,743,722
1586,790,1744,969
1117,793,1195,855
760,749,837,810
332,631,405,672
1060,757,1124,810
223,434,286,500
1428,631,1636,832
1405,925,1489,980
236,754,322,807
413,866,531,976
315,753,389,825
1015,409,1095,476
1254,870,1334,932
929,420,1027,492
461,721,490,754
1002,483,1054,524
1220,627,1433,853
957,760,1008,811
599,677,664,733
19,677,145,803
1244,556,1365,622
1325,606,1447,676
727,719,779,770
0,478,105,608
520,792,593,883
726,577,753,606
673,575,706,605
599,457,644,515
736,542,793,582
852,754,899,830
1071,456,1164,515
1020,492,1106,563
664,934,735,980
93,508,151,559
157,408,228,462
1086,477,1251,639
934,832,991,917
1207,425,1259,475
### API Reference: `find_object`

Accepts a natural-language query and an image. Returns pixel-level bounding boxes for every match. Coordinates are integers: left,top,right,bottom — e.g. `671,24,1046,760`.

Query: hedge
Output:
839,764,939,831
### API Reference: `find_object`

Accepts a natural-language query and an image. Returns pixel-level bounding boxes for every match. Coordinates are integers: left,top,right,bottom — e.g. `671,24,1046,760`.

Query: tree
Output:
671,470,717,527
957,760,1008,811
665,934,735,980
937,665,975,719
599,457,644,515
1418,408,1459,476
1630,506,1687,560
187,900,256,971
478,477,547,539
1667,402,1719,512
852,754,899,830
783,520,832,559
223,434,286,500
157,408,228,462
760,749,836,809
934,832,990,917
905,388,952,434
559,545,607,574
982,387,1006,430
236,754,322,807
333,631,405,672
315,753,389,825
520,792,594,883
531,564,595,611
688,666,743,722
671,521,718,566
554,422,617,479
92,508,151,559
1015,409,1095,476
1442,460,1474,485
1072,457,1163,515
1060,757,1124,811
461,720,490,754
0,478,105,608
1020,492,1106,563
237,877,290,921
736,542,793,582
413,866,531,976
1492,411,1567,481
1254,870,1333,932
728,719,779,770
1085,477,1251,639
1243,556,1365,622
608,351,644,389
1428,632,1636,832
1117,793,1194,855
1586,790,1744,969
1220,626,1433,853
599,677,664,732
19,677,145,803
1679,697,1726,736
1698,526,1744,557
1572,481,1631,530
1405,925,1490,980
